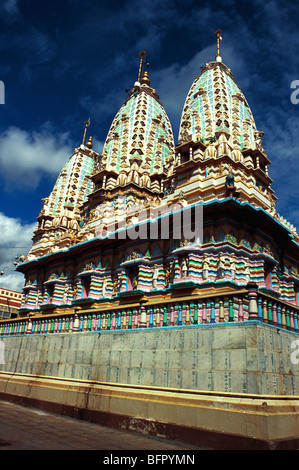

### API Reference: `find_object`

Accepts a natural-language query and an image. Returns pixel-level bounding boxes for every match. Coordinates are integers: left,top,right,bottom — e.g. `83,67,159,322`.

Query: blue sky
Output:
0,0,298,290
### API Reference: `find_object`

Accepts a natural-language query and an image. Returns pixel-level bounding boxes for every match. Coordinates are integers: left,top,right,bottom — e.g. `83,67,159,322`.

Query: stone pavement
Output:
0,400,204,451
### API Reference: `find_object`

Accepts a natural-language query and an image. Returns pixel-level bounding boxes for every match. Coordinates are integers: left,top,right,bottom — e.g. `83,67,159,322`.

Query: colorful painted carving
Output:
7,39,299,329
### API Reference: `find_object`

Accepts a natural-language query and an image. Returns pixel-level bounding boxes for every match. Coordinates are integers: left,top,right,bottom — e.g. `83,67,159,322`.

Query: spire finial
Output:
137,51,146,82
214,29,222,62
82,117,90,145
86,136,93,149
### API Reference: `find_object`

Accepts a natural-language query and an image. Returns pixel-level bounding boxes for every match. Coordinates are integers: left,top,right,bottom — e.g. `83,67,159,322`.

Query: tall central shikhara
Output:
9,33,299,335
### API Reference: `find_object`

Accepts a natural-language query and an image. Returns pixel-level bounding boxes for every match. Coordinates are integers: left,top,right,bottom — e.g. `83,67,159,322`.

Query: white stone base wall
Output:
1,322,299,395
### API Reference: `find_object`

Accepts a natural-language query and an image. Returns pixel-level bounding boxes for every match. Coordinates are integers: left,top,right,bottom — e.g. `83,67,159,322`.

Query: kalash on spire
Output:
15,34,299,319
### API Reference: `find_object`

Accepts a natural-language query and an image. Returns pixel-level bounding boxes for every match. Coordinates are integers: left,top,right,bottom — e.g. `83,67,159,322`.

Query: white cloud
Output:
0,212,35,292
0,124,73,190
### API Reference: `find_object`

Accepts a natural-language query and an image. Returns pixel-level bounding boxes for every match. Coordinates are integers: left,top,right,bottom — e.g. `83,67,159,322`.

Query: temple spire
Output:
214,29,222,62
82,117,91,146
137,51,146,83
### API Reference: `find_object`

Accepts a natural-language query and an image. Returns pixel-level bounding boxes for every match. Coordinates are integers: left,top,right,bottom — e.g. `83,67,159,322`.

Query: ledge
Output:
0,371,299,449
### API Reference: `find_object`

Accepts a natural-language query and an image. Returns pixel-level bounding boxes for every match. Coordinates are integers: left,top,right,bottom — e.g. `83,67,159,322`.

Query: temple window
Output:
83,278,91,299
264,264,272,289
47,285,54,303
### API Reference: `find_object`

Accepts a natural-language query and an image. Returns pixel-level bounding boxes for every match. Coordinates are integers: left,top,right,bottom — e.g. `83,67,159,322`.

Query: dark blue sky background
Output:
0,0,299,290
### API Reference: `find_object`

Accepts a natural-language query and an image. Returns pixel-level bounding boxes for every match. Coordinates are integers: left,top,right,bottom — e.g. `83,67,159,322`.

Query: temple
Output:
12,32,299,326
1,32,299,449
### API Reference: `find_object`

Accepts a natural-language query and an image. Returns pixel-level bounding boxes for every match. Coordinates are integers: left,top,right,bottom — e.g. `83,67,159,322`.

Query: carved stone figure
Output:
225,172,234,188
202,254,209,280
152,264,159,288
181,258,188,278
217,252,225,279
102,277,107,296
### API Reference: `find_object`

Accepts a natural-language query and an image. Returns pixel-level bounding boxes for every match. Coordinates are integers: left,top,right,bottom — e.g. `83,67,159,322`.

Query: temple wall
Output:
1,322,299,396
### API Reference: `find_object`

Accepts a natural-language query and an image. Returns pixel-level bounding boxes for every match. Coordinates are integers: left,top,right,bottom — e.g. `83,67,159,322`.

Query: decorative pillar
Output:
65,316,70,332
97,314,102,331
281,307,286,329
247,282,259,320
193,302,198,324
170,304,175,326
272,303,278,326
82,315,88,331
49,318,54,334
148,308,154,328
202,302,207,323
128,310,133,329
219,300,224,322
277,304,282,328
27,317,33,334
122,310,127,329
262,300,268,323
286,308,291,330
72,314,80,332
155,307,161,327
68,316,73,332
117,311,122,329
163,305,168,326
267,301,273,324
140,304,147,328
106,312,111,330
294,311,298,333
177,304,182,325
238,298,244,321
290,310,295,332
228,298,234,322
210,300,215,323
257,298,263,321
133,309,138,328
92,314,97,331
102,313,106,330
111,311,116,330
79,316,84,331
183,303,189,325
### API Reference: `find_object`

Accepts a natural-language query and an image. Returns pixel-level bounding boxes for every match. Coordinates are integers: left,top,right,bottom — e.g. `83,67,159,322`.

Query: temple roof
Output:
45,144,95,222
178,56,264,154
101,70,175,177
